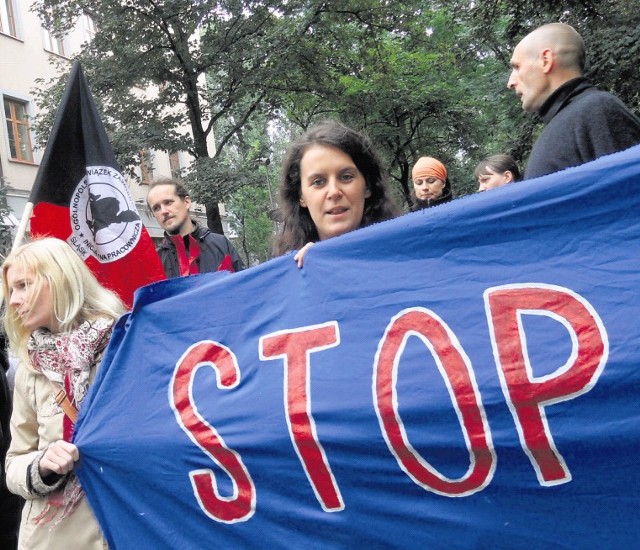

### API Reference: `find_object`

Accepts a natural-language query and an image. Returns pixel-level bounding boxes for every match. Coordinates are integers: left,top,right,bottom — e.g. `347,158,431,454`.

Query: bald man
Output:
508,22,640,179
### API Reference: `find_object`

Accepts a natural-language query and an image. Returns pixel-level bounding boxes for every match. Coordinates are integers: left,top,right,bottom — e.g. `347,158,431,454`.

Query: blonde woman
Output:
3,238,124,549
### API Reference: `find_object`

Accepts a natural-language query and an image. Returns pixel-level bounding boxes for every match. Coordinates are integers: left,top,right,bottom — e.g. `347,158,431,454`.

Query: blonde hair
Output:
2,238,125,367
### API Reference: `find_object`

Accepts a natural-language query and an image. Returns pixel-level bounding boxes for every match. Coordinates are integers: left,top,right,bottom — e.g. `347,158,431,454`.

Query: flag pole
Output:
10,201,33,253
0,202,32,308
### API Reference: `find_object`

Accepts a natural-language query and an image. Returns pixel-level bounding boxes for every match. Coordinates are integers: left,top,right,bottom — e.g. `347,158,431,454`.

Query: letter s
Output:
170,341,256,523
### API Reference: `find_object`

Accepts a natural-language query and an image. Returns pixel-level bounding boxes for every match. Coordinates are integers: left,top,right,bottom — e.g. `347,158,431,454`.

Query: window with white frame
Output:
139,149,156,184
0,0,18,38
80,11,95,44
168,150,181,179
3,97,34,163
42,27,69,57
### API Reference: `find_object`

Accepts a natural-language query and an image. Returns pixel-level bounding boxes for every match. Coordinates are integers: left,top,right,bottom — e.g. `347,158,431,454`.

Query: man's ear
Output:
184,195,192,208
540,47,554,74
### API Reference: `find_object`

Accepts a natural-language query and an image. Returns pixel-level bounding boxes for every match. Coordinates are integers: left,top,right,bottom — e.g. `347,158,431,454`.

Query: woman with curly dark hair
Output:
274,120,399,266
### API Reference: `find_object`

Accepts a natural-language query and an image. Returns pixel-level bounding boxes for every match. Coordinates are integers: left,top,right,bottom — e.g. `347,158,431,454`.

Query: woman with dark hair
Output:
411,156,453,210
274,120,399,266
475,154,521,192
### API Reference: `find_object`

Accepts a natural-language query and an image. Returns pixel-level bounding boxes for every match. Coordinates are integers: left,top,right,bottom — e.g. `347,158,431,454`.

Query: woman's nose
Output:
9,291,22,308
326,179,342,198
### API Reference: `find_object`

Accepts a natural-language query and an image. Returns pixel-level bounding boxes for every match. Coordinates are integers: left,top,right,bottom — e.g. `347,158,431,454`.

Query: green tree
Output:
192,106,285,264
273,3,488,202
32,0,640,235
0,178,14,259
33,0,324,233
226,185,274,266
451,0,640,171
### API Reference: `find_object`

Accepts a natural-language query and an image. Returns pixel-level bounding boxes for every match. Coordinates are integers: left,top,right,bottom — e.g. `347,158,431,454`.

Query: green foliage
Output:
30,0,640,245
32,0,318,233
186,105,290,263
580,0,640,112
0,180,14,260
272,2,490,204
226,184,275,266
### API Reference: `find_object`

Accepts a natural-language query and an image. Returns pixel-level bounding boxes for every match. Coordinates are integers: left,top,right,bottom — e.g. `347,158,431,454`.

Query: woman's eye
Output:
341,173,354,181
311,178,325,187
11,283,24,294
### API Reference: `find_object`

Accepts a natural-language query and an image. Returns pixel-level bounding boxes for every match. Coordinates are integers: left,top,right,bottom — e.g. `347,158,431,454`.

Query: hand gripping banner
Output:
74,145,640,548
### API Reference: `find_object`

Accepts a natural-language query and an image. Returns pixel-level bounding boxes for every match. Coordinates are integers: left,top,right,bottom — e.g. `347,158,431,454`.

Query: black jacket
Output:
1,342,20,550
411,179,454,211
157,221,245,278
525,78,640,179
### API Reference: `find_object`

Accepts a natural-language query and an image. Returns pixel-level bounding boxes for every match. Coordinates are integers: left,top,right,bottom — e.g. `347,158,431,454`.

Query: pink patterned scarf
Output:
27,317,114,526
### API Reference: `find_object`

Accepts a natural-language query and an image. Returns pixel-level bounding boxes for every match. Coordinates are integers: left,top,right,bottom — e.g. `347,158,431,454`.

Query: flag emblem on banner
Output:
69,165,141,262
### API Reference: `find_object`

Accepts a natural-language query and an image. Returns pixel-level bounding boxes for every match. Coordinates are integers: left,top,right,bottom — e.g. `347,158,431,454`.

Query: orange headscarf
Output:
412,156,447,182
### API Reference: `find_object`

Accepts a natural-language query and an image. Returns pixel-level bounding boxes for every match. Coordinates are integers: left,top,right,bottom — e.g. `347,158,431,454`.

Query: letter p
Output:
485,284,608,486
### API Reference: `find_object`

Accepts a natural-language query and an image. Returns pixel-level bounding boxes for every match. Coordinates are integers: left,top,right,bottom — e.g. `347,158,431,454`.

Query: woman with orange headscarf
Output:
411,156,453,210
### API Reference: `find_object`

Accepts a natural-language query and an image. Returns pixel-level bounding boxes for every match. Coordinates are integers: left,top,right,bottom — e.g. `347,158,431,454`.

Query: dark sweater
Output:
1,345,20,550
525,78,640,180
157,221,245,278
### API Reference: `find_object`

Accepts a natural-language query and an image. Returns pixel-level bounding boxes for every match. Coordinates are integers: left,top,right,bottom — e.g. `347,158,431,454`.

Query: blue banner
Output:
75,146,640,548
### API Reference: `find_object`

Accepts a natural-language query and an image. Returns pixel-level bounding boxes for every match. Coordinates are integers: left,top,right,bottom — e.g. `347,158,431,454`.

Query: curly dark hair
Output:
273,120,399,254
